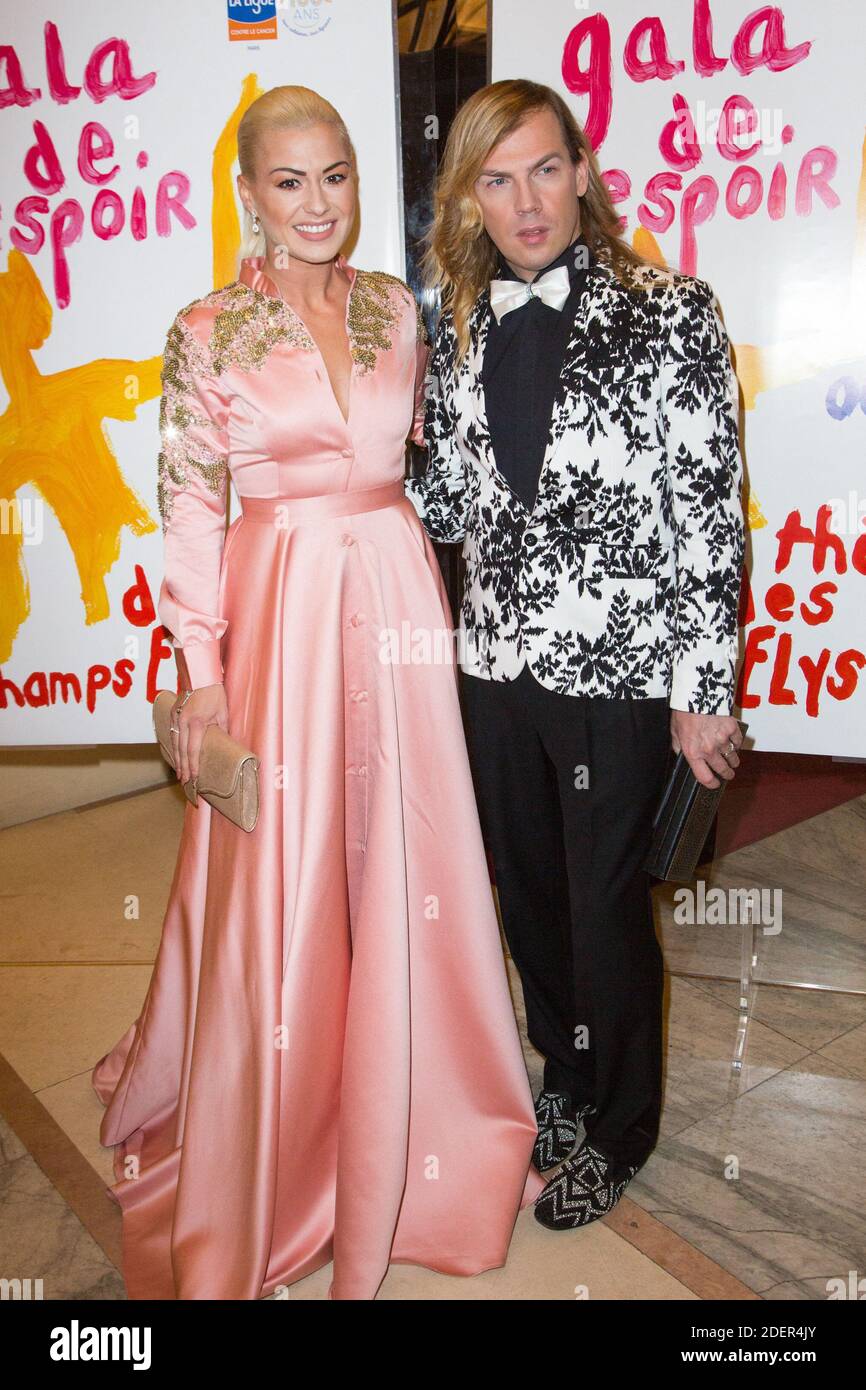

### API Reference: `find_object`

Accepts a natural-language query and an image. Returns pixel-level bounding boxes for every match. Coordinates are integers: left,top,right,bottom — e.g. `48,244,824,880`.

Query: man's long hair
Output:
420,79,651,362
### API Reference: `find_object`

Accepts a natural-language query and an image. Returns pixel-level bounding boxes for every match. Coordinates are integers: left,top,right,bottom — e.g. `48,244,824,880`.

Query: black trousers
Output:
461,662,672,1176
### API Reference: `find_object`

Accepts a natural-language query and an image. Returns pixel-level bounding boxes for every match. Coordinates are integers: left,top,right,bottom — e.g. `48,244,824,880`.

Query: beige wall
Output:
0,748,173,829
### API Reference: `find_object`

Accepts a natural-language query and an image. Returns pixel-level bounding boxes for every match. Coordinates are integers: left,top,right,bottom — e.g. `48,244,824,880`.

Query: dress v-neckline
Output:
277,263,357,429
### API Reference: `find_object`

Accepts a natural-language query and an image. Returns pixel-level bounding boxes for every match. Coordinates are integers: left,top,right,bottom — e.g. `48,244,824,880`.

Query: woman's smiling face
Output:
237,120,356,265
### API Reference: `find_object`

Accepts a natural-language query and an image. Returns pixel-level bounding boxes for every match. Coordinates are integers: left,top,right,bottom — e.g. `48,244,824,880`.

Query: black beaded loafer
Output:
533,1139,640,1229
532,1090,595,1172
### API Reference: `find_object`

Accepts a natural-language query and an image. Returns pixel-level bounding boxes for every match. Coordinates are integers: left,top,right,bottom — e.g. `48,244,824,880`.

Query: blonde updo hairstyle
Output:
236,85,357,261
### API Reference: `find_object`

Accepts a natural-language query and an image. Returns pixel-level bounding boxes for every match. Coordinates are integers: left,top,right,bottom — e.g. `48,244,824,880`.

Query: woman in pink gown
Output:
91,86,543,1300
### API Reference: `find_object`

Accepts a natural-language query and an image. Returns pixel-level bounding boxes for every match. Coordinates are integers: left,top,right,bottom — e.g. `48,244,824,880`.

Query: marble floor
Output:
0,784,863,1300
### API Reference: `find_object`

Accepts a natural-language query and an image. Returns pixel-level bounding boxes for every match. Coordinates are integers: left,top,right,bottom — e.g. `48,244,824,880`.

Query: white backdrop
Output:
0,0,403,745
491,0,866,756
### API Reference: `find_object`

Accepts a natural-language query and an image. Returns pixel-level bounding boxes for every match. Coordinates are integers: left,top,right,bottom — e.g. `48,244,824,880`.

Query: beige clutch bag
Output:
152,688,260,832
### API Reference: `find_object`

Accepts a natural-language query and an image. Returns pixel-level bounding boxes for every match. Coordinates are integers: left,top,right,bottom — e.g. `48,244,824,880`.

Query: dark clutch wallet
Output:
644,720,747,882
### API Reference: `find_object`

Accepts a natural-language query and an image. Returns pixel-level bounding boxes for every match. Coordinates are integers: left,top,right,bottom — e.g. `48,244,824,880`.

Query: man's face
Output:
473,106,588,282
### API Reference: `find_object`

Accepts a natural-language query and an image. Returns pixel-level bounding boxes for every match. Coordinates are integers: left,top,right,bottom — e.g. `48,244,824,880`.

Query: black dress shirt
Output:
482,232,593,512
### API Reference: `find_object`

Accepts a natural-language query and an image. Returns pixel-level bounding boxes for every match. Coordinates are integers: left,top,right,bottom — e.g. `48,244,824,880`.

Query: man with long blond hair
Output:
406,80,744,1229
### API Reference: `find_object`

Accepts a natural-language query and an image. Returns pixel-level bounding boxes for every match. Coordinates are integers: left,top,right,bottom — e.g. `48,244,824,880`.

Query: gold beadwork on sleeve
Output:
208,283,317,374
414,293,430,347
157,313,229,533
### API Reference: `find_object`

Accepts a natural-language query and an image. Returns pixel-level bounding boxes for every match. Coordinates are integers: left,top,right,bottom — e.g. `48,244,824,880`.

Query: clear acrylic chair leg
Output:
734,894,759,1072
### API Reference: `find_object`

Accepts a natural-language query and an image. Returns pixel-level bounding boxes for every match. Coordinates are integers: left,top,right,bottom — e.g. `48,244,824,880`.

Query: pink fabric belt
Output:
239,479,406,523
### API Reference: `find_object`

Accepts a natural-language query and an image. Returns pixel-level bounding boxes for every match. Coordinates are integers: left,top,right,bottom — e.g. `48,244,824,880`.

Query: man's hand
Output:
670,709,743,789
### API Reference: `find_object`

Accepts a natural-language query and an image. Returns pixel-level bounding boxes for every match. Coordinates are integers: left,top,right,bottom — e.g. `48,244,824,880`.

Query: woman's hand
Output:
171,683,229,786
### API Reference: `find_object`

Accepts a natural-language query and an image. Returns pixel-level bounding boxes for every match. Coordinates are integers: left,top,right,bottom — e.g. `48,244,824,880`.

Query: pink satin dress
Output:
91,254,544,1300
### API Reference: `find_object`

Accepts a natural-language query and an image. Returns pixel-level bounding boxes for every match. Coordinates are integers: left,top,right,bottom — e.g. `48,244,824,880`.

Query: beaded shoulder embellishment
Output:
207,282,316,375
414,293,431,348
346,269,412,372
179,270,420,382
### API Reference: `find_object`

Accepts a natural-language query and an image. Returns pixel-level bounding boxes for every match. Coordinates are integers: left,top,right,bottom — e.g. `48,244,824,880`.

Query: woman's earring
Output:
251,210,260,234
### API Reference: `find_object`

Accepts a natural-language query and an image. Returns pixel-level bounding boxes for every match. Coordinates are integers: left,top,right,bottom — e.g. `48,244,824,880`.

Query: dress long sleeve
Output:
411,325,430,447
156,309,231,690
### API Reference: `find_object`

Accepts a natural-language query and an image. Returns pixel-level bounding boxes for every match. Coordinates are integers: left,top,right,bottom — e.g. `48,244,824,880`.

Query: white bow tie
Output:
489,263,571,324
